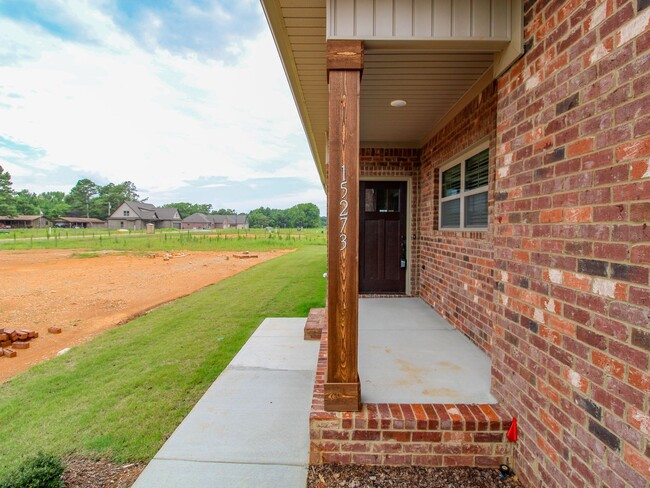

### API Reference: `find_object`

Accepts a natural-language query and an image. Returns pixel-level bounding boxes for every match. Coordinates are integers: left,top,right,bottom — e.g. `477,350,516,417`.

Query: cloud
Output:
110,0,264,60
0,1,321,210
200,183,228,189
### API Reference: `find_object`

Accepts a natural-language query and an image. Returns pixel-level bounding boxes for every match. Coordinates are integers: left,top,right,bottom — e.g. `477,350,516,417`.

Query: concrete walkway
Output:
133,317,319,488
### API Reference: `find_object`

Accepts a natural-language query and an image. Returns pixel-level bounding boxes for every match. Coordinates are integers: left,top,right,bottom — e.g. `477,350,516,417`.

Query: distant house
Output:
53,217,106,229
210,214,249,230
209,215,230,229
107,201,181,230
181,213,213,230
0,215,51,228
181,213,249,230
154,207,183,229
227,214,249,229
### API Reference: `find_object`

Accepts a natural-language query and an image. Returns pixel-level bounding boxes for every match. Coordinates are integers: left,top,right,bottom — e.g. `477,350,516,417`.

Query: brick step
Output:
310,401,513,467
309,313,513,467
304,307,326,341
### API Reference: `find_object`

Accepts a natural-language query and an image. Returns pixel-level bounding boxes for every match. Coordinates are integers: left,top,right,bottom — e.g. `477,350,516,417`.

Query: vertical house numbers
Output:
339,163,349,250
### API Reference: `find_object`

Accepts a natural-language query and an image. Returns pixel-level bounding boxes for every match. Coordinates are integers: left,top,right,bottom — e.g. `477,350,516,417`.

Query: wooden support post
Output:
324,40,363,412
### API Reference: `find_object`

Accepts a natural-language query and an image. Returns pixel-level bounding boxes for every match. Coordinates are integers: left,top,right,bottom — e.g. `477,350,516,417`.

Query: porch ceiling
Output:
262,0,497,184
360,51,493,144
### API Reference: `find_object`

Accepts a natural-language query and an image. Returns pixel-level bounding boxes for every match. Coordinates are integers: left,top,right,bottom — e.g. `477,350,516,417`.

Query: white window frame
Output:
439,141,489,231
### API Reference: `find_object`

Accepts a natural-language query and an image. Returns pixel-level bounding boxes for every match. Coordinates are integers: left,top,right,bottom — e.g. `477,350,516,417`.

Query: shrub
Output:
0,453,65,488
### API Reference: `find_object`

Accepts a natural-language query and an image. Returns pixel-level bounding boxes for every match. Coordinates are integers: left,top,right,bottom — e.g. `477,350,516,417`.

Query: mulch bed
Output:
308,465,523,488
61,459,524,487
62,458,146,488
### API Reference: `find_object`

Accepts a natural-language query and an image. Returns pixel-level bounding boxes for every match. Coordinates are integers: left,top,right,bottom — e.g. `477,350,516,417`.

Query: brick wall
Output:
360,148,421,294
418,83,498,354
493,1,650,486
321,1,648,483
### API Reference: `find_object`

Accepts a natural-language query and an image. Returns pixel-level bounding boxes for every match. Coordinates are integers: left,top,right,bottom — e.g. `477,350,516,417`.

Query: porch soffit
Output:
261,0,516,186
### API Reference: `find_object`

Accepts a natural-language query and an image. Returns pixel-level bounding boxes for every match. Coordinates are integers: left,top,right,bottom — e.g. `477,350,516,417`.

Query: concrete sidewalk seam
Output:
154,458,307,468
227,366,317,373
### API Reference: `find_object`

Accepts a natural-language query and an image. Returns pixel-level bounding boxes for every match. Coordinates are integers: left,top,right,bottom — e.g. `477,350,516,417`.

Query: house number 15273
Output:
339,163,349,251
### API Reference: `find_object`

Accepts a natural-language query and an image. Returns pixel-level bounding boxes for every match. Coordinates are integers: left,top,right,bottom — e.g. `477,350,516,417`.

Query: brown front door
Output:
359,181,407,294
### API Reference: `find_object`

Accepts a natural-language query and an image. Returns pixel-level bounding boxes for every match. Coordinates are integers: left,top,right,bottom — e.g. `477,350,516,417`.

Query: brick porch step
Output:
304,308,326,341
308,313,513,468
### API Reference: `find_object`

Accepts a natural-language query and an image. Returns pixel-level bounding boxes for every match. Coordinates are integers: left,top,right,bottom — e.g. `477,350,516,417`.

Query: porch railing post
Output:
325,40,363,412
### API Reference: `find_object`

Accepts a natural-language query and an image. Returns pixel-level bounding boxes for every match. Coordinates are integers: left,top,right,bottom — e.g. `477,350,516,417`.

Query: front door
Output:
359,181,407,294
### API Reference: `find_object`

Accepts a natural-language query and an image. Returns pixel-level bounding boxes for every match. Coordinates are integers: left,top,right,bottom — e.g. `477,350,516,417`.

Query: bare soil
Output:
62,458,146,488
0,249,290,383
308,464,523,488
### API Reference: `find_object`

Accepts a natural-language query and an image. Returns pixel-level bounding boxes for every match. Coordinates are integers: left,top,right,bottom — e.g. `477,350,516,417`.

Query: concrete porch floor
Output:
358,297,496,404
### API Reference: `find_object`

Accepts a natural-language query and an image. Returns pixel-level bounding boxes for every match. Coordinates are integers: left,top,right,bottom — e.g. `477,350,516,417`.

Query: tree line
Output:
0,165,323,227
247,204,321,228
0,167,140,220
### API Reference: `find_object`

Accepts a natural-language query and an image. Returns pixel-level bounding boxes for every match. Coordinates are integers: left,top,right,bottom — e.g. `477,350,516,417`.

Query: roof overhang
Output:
261,0,523,186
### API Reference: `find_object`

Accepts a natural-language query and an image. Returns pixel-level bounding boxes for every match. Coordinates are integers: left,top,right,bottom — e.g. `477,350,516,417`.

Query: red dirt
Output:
0,249,290,383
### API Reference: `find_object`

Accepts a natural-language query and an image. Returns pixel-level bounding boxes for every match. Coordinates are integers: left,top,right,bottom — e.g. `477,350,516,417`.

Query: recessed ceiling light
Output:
390,99,407,107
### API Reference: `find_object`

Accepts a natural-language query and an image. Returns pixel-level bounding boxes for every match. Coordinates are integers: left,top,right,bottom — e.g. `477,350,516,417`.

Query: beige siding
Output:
108,219,143,231
157,220,181,229
328,0,511,41
112,202,132,219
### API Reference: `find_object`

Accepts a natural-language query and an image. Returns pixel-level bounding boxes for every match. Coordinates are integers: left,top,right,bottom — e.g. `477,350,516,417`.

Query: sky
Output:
0,0,326,213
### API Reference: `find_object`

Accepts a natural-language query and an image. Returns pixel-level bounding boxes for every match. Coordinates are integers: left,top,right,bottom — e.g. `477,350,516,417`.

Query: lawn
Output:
0,227,326,252
0,245,326,475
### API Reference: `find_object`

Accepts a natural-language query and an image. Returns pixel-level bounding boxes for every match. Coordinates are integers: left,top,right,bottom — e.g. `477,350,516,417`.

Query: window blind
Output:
464,148,489,190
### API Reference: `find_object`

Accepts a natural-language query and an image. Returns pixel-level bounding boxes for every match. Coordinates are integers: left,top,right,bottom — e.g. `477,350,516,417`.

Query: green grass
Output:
0,228,326,251
0,227,116,240
0,227,326,240
0,245,326,475
71,251,102,259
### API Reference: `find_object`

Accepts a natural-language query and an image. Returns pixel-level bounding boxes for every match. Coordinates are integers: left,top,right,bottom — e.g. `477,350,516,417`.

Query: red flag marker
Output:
506,417,518,442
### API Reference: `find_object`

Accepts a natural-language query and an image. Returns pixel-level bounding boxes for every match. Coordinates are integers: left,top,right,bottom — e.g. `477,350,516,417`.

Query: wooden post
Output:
325,40,363,412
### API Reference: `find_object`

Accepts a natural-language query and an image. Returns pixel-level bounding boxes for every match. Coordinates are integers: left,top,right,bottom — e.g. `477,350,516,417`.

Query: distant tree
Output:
248,208,271,228
118,181,139,201
287,203,321,228
14,189,39,215
248,204,321,228
162,202,212,219
302,203,321,228
286,205,304,228
211,208,237,215
66,179,98,218
275,209,290,228
92,181,139,219
37,192,69,220
0,165,17,216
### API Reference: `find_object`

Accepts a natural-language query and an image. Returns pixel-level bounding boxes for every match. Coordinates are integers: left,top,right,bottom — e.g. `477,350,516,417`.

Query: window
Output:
439,146,489,230
123,210,130,217
364,188,400,212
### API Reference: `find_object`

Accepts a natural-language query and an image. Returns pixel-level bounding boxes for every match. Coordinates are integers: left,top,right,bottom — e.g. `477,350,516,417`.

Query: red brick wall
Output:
360,148,421,294
493,1,650,486
418,83,498,354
